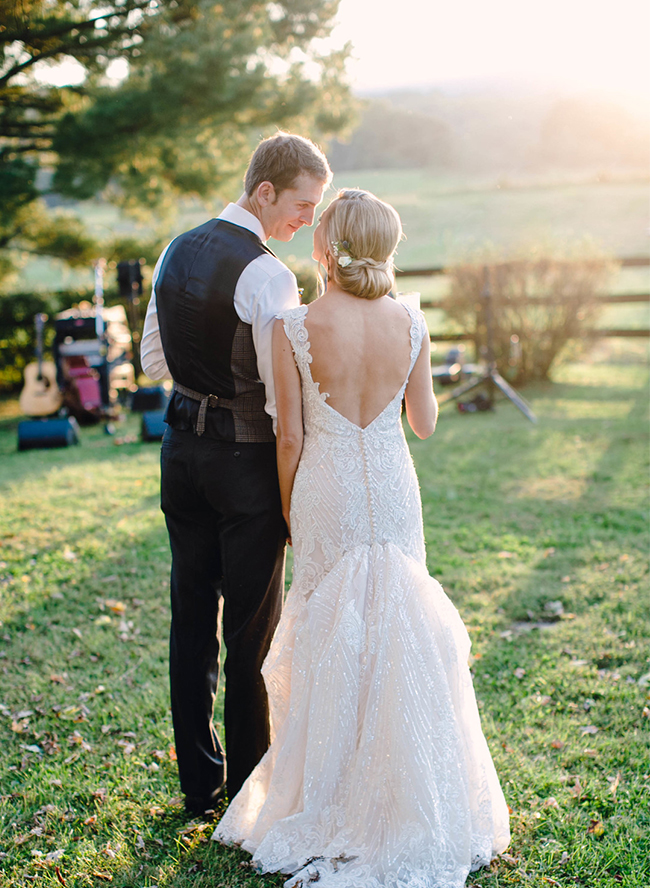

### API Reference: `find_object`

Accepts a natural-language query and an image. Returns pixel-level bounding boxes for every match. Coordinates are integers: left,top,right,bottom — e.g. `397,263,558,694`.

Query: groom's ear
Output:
256,181,277,207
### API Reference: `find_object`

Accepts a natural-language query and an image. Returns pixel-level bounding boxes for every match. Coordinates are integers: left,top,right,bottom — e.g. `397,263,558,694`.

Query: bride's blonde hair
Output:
320,189,402,300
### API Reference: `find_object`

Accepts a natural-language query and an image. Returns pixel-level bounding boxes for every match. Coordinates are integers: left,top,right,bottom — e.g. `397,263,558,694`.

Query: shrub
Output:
444,250,614,383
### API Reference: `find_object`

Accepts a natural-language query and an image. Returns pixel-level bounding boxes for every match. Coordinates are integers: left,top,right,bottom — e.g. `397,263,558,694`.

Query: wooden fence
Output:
395,256,650,343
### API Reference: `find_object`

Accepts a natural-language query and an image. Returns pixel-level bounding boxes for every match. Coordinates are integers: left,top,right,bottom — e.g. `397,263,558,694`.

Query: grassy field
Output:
12,169,650,294
0,347,648,887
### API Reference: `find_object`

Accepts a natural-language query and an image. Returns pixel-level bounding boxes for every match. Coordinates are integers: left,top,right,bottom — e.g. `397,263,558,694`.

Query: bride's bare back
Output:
304,291,412,429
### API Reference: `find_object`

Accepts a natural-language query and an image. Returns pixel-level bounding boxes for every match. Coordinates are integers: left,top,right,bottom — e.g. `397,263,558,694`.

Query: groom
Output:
141,132,331,813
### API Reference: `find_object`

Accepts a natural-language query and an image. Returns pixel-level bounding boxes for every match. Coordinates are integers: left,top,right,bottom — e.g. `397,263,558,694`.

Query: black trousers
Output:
161,427,285,801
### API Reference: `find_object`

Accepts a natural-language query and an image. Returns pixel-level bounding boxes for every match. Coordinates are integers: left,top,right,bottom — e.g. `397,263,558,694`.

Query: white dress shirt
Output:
141,203,300,431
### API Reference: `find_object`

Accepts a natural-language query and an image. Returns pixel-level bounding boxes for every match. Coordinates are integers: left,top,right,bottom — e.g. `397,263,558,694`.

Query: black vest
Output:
156,218,276,442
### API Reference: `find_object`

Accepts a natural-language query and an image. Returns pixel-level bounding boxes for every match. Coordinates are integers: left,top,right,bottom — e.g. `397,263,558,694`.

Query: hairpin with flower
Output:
331,240,355,268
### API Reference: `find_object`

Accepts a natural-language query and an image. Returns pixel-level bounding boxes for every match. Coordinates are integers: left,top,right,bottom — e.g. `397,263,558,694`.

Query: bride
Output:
213,189,510,887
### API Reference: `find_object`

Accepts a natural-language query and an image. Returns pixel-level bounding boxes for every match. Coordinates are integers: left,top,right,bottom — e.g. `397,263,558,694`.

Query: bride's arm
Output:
404,331,438,439
272,319,304,542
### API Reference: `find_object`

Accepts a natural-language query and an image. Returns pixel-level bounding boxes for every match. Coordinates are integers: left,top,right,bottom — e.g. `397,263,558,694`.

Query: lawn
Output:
0,350,648,887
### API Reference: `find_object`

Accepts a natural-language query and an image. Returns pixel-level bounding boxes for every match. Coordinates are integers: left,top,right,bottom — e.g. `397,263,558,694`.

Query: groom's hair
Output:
244,132,332,198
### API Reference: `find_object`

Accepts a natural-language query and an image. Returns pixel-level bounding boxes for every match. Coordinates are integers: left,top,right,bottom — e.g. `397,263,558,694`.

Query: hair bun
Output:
322,188,403,301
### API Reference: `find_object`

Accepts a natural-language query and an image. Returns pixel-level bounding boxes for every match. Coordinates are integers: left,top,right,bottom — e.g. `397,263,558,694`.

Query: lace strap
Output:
402,302,428,380
277,305,312,375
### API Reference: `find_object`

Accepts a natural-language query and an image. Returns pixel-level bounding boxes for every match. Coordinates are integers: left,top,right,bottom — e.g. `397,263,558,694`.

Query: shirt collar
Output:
218,203,267,243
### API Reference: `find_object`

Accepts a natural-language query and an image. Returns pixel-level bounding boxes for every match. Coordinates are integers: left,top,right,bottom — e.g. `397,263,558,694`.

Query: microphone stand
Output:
437,266,537,423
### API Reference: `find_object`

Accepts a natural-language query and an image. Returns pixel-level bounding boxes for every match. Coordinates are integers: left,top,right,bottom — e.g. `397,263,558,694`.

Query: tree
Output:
0,0,352,286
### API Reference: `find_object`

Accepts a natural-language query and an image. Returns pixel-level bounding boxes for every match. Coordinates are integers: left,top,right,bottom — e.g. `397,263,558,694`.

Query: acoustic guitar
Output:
19,313,63,417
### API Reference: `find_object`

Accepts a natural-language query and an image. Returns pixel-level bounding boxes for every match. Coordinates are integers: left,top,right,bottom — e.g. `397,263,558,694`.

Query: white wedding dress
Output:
214,303,510,887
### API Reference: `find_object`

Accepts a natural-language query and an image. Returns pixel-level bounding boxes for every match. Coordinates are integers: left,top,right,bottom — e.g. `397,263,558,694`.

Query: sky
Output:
321,0,650,100
35,0,650,108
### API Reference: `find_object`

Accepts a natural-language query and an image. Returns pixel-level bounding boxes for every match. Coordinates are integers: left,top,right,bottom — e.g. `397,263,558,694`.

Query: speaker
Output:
131,386,167,412
141,410,166,442
18,417,80,451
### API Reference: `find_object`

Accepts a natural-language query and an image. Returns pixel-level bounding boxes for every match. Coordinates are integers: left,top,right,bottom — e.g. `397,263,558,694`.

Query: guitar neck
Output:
35,313,46,380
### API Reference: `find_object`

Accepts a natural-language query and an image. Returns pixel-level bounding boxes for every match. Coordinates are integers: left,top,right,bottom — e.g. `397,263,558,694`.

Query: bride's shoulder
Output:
275,303,308,323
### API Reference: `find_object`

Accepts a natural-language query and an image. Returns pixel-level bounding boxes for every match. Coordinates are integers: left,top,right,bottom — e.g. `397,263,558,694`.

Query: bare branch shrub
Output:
444,250,615,383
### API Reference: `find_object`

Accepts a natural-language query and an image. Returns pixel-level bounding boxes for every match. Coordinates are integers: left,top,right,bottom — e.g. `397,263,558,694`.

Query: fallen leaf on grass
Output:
58,705,83,721
83,815,97,826
149,805,164,816
55,865,66,886
11,719,29,733
68,731,92,752
177,823,211,836
569,777,584,800
560,851,569,865
588,819,605,837
498,551,514,559
608,772,622,800
580,725,599,735
104,599,126,615
168,745,177,762
62,547,76,562
50,674,68,684
550,740,564,749
94,615,112,627
514,668,526,679
44,849,64,863
91,872,113,881
543,797,560,809
498,853,518,867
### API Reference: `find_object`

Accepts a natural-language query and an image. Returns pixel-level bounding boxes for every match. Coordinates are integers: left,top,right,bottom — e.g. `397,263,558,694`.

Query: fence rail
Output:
395,256,650,340
395,256,650,279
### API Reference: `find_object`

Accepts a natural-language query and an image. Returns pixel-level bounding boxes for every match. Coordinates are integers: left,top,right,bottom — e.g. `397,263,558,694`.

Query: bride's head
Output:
313,189,402,300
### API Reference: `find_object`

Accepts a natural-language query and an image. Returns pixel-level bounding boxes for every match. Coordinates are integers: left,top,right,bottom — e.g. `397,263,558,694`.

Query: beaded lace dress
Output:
213,303,510,887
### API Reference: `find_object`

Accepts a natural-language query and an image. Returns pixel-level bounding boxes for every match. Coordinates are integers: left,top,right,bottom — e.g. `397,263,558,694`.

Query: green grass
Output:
0,354,648,887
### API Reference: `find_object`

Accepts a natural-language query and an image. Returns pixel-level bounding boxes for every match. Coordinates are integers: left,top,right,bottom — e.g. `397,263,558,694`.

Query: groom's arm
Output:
141,244,172,380
235,256,300,433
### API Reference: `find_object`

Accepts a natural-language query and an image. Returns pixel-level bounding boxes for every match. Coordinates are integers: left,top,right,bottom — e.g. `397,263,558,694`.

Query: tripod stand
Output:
437,267,537,424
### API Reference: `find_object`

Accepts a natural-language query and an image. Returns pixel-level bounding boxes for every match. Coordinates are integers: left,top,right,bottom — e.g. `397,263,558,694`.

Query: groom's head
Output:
243,133,332,242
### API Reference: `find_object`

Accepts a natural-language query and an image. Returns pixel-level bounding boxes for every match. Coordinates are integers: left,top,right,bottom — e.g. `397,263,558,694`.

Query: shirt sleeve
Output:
141,245,172,381
247,265,300,433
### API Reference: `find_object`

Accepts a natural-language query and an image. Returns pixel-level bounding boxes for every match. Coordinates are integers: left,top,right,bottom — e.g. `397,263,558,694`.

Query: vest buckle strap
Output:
173,383,231,437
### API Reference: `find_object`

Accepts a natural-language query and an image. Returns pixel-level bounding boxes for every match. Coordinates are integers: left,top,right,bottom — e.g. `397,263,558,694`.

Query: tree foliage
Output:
0,0,352,285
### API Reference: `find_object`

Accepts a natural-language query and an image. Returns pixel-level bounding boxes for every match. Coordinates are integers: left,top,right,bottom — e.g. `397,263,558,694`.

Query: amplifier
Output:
141,410,167,442
18,417,80,451
131,386,168,412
